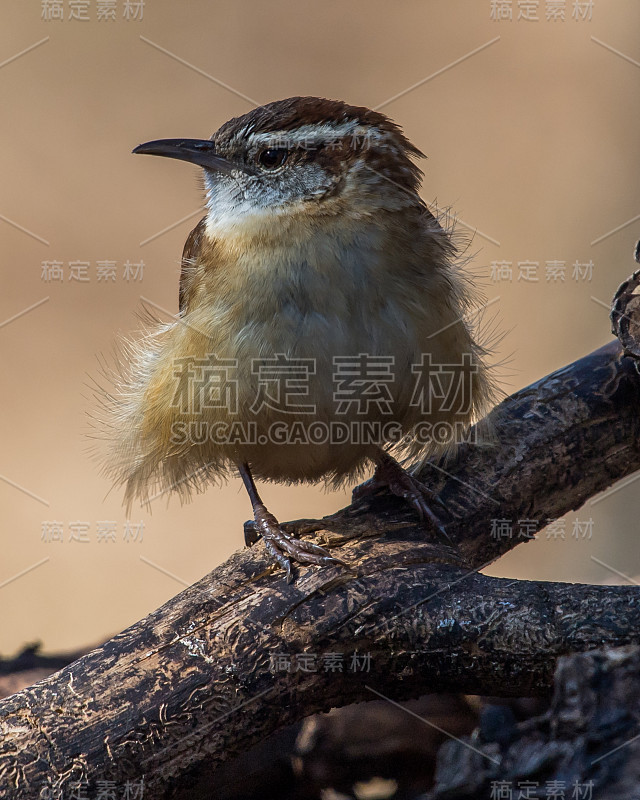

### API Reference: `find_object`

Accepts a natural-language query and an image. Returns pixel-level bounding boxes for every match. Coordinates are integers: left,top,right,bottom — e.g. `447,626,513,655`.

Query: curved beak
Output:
132,138,253,176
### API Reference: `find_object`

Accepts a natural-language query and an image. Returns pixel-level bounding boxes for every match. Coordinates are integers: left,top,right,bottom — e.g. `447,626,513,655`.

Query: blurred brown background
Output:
1,0,639,655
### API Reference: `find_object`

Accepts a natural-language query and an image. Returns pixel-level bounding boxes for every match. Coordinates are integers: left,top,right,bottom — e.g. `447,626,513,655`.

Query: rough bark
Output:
1,335,640,799
611,263,640,361
430,645,640,800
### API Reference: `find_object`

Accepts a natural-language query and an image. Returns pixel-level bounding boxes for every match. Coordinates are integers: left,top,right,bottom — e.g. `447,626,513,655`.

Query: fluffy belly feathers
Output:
107,224,485,503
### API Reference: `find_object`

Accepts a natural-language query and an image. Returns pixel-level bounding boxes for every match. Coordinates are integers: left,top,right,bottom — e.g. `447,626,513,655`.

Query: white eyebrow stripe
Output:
239,121,390,149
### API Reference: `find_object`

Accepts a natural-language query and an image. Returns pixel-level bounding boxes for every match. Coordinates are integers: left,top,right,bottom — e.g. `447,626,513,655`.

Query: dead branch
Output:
1,315,640,797
431,645,640,800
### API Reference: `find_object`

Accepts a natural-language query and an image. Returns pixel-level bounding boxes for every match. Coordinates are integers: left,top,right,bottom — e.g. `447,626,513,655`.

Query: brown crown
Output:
216,96,420,152
213,96,425,195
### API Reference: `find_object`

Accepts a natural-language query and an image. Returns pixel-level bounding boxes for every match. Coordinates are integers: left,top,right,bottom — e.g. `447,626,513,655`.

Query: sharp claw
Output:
251,503,348,579
408,493,426,524
285,561,294,583
320,554,349,568
294,538,336,558
411,492,451,541
355,454,452,544
243,520,260,547
430,493,448,514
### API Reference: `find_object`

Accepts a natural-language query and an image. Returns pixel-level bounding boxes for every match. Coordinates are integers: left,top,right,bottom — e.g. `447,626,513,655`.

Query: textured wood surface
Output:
1,338,640,799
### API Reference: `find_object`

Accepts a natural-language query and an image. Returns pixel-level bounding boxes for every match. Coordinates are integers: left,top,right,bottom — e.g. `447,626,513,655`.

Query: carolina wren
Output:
102,97,494,581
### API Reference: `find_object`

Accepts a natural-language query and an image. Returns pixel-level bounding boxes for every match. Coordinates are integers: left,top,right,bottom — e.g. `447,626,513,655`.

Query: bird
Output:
100,96,495,581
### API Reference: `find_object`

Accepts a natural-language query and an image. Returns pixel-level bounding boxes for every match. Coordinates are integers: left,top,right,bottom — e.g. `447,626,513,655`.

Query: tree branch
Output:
1,336,640,798
431,645,640,798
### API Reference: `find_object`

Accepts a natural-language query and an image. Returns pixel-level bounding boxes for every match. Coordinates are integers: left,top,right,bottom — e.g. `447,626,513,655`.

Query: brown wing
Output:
179,216,207,314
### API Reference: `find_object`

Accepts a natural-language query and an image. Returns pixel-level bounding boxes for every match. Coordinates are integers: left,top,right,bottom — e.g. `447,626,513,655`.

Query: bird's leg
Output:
352,448,450,539
238,462,347,582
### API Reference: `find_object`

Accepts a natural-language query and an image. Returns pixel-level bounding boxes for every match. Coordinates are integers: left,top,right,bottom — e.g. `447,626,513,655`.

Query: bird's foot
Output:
247,503,348,583
352,456,450,541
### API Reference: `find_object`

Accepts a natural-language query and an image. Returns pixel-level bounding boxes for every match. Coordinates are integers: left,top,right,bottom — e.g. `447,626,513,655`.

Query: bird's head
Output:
133,96,425,237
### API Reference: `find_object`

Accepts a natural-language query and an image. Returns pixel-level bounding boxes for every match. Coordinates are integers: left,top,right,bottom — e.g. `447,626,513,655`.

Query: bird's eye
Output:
258,148,288,169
